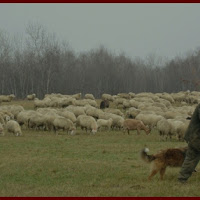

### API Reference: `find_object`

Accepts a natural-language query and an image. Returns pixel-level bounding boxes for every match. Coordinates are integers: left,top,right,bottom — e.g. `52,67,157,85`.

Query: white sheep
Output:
164,111,180,119
177,121,189,141
36,108,76,129
43,112,60,131
84,93,95,100
0,95,15,102
138,104,163,114
76,115,98,134
104,108,124,117
6,120,22,136
102,93,114,101
128,92,135,98
27,93,36,100
74,99,97,107
28,112,47,130
122,100,132,109
112,115,124,130
0,105,23,120
58,97,76,108
97,118,113,131
65,105,86,117
57,110,76,123
125,107,140,119
155,98,172,108
117,93,131,99
16,110,37,129
36,107,58,114
136,113,164,130
9,105,25,119
85,106,104,119
72,93,82,100
122,99,141,109
160,93,175,104
98,112,124,130
85,99,98,107
171,92,187,103
167,119,186,141
113,97,126,108
0,111,14,121
53,116,76,135
134,97,154,104
152,102,167,111
156,119,173,140
34,98,47,109
128,99,141,108
43,97,59,107
135,92,152,98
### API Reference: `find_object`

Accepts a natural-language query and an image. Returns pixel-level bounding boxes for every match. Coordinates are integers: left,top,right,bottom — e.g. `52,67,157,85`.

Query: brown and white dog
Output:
140,146,188,180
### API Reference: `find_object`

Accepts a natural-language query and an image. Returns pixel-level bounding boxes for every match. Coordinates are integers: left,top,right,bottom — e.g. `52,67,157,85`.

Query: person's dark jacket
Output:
184,104,200,151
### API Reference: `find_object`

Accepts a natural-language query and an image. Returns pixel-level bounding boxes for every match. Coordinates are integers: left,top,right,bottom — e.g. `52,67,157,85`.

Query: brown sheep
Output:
123,119,150,135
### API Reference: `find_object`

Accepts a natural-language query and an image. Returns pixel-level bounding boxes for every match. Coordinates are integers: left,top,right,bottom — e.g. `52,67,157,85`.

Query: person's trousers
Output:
178,145,200,182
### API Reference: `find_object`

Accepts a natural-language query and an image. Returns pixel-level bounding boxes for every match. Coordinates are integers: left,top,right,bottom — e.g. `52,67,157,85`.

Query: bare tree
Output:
1,23,200,99
0,29,12,94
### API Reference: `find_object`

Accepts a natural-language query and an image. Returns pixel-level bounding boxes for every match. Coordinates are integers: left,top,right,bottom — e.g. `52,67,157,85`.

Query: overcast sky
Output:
0,3,200,60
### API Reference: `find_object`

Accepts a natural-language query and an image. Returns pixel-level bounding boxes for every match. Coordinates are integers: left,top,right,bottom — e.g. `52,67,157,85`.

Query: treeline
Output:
0,22,200,99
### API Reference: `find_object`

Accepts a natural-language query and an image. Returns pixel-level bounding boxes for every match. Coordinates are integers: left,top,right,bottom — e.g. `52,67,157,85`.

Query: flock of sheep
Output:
0,90,199,141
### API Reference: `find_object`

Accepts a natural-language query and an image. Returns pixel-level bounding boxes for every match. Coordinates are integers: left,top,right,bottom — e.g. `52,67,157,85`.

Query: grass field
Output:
0,100,200,197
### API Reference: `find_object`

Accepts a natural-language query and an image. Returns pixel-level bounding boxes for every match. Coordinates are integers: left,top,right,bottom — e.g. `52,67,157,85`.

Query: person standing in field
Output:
178,104,200,183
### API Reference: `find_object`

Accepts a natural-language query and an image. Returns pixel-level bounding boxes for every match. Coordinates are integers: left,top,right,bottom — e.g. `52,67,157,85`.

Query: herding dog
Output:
140,146,188,180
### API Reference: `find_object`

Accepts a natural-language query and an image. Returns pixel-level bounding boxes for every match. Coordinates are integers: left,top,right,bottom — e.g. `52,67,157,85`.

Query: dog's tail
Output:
140,147,155,163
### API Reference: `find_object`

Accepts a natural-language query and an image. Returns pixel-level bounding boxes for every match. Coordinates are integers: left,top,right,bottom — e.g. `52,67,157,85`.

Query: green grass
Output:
0,129,199,197
0,100,199,197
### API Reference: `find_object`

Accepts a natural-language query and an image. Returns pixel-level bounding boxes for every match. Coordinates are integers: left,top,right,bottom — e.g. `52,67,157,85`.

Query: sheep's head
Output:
70,129,76,135
71,126,76,132
10,94,15,99
16,130,22,136
92,128,97,134
5,115,10,122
